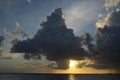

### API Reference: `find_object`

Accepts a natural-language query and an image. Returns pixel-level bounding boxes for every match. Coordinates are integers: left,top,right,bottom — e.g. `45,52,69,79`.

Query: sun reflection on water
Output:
69,75,75,80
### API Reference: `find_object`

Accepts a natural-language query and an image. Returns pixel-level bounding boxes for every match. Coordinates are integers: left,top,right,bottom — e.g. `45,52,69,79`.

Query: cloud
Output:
97,0,120,28
10,8,120,72
27,0,32,3
98,13,104,18
104,0,120,10
96,10,120,28
11,39,19,45
93,25,120,71
86,4,120,72
3,21,27,38
91,9,120,72
105,10,120,26
77,62,87,68
0,36,4,46
0,50,2,58
55,60,70,69
11,8,88,69
96,20,106,28
81,32,95,54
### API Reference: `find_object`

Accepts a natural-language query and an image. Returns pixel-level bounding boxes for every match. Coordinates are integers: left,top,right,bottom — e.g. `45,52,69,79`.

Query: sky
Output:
0,0,120,74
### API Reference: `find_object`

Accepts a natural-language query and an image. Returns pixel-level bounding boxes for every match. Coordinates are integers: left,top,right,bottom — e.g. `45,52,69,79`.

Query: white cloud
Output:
104,0,120,10
3,21,27,39
27,0,32,3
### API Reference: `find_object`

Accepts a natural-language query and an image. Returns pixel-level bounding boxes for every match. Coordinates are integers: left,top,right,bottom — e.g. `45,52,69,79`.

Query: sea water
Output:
0,74,120,80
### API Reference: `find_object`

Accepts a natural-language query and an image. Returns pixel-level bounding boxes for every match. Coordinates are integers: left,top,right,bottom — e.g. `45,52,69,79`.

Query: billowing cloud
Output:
85,3,120,72
11,8,88,69
91,9,120,72
104,0,120,10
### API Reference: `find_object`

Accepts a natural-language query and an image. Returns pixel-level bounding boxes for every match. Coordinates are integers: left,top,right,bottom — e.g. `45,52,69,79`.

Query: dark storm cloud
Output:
11,8,88,69
0,36,4,46
91,26,120,71
89,10,120,71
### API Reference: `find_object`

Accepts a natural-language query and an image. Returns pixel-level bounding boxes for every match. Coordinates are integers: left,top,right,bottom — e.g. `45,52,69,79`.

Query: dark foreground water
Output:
0,74,120,80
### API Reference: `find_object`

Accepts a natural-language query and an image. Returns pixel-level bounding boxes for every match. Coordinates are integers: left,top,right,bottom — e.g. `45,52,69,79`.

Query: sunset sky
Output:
0,0,120,74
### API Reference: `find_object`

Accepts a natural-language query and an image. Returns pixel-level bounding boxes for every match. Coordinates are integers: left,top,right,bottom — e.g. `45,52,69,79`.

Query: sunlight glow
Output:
69,60,77,68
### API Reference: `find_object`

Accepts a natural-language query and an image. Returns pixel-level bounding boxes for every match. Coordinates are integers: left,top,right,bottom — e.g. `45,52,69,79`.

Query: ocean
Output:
0,74,120,80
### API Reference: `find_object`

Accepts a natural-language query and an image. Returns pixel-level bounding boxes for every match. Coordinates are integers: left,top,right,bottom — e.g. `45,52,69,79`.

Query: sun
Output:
69,60,77,68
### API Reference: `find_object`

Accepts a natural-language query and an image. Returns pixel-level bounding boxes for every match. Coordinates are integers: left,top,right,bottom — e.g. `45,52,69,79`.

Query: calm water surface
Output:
0,74,120,80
